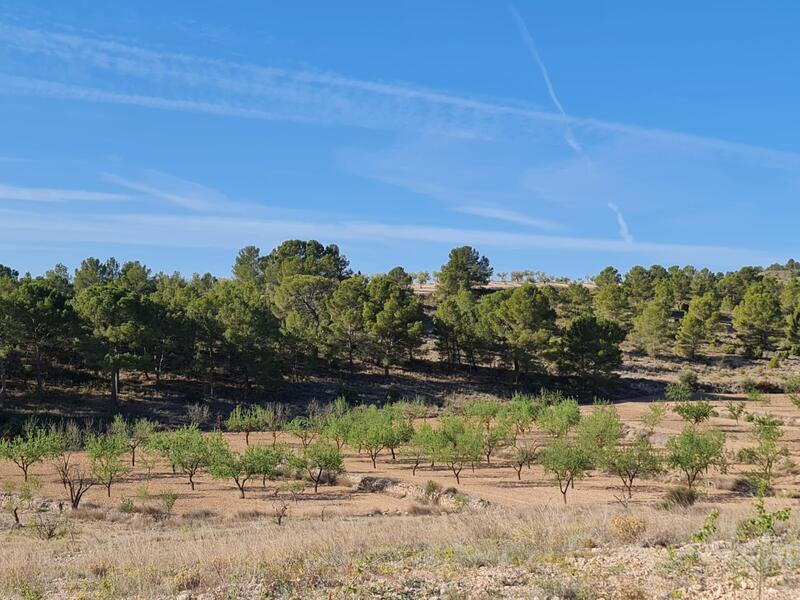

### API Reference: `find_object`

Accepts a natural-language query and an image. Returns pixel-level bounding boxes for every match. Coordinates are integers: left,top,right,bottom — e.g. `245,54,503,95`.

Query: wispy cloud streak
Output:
607,202,634,244
455,204,559,230
2,21,800,167
0,182,132,203
508,4,582,154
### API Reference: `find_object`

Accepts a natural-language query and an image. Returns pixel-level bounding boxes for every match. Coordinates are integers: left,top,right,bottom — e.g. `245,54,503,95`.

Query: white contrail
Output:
608,202,634,244
508,4,582,154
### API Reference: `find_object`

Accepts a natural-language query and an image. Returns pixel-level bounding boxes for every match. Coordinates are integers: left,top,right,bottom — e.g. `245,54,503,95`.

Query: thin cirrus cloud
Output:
2,21,800,169
0,182,133,203
102,170,246,213
454,205,559,230
0,209,773,266
0,19,794,269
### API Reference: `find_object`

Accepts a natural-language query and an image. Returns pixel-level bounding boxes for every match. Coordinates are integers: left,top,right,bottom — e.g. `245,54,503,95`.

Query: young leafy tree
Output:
349,406,387,468
541,440,590,504
499,394,539,442
109,415,157,466
162,426,226,490
85,432,130,497
0,421,60,481
286,416,322,450
726,401,747,424
509,443,539,481
606,438,662,499
403,423,437,476
640,403,667,435
673,401,718,425
224,405,272,445
436,416,484,484
737,415,789,489
537,398,581,438
575,404,623,466
209,442,285,498
666,426,726,489
298,440,344,493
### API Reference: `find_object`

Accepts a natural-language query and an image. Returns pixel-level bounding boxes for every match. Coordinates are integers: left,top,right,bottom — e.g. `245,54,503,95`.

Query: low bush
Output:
660,486,698,509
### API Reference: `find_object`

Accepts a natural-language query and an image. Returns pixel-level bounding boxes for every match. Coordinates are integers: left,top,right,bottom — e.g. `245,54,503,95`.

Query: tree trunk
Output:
110,367,119,403
0,357,6,399
34,347,44,400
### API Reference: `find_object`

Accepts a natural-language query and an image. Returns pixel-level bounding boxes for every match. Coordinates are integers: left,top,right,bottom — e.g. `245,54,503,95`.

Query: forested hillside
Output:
1,241,799,416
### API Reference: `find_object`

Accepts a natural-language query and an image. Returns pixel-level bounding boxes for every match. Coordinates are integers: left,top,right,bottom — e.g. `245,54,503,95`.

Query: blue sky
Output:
1,2,799,278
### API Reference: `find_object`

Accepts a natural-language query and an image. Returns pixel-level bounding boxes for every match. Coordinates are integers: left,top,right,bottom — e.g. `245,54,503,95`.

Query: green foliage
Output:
606,438,661,499
666,426,726,488
85,432,130,497
673,401,717,424
640,402,667,434
692,509,720,543
557,314,625,384
675,293,719,358
736,487,791,541
154,426,226,490
783,375,800,394
537,398,581,438
509,443,539,480
726,401,747,423
491,284,556,375
677,370,699,390
297,440,344,492
209,442,288,498
0,421,61,481
286,416,322,450
630,290,674,357
436,246,492,297
435,415,484,484
737,415,788,489
540,440,590,504
665,382,693,402
575,405,622,466
224,405,276,445
363,275,425,374
732,282,783,356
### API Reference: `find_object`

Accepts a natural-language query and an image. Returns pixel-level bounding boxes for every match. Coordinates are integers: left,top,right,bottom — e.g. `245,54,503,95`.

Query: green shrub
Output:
767,357,780,369
677,371,699,390
118,498,135,513
673,401,717,424
741,377,759,394
783,376,800,394
665,382,693,402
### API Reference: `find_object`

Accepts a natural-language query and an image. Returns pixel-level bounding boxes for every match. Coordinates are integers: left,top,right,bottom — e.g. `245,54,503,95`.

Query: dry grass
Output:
2,501,797,599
